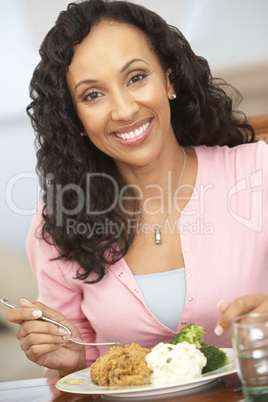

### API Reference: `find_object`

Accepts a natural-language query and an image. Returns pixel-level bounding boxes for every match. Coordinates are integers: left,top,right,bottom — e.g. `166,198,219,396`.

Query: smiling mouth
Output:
114,120,151,140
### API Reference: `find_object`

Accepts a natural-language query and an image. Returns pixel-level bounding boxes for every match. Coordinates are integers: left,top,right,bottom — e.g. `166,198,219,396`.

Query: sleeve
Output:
26,203,99,366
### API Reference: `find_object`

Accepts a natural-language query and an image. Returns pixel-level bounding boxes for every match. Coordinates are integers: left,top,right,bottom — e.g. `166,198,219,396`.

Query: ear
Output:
166,69,176,100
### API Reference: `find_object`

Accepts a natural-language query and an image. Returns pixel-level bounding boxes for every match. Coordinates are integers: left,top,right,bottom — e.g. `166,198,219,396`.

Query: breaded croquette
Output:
90,343,152,386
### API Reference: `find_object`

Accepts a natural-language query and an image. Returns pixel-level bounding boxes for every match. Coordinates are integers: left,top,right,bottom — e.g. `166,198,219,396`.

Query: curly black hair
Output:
27,0,255,283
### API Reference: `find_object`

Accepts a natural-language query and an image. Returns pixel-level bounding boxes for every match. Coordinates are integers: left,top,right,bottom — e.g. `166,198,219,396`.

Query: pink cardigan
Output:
26,142,268,367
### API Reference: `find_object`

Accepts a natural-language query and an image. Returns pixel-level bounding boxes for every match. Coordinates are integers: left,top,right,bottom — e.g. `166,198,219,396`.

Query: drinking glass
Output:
231,312,268,402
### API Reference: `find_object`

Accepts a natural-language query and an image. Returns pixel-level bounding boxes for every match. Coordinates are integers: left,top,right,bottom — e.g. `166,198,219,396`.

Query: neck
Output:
115,140,184,194
114,142,187,218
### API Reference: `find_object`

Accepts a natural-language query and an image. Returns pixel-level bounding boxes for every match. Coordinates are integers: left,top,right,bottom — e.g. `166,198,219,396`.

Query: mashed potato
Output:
145,341,207,385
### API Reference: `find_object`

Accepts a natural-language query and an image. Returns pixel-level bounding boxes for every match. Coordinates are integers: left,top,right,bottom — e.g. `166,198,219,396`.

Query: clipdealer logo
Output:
5,170,265,234
228,170,263,232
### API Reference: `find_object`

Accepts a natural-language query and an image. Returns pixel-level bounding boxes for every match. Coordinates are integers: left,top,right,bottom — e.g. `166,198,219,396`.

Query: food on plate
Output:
90,324,232,387
90,343,152,386
199,344,231,374
145,342,206,385
170,324,231,374
170,323,204,348
90,340,207,387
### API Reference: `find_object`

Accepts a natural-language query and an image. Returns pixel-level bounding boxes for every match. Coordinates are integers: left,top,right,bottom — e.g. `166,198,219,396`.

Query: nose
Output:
110,92,139,121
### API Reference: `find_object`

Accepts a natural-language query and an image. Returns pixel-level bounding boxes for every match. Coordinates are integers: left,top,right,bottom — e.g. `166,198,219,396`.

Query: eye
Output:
128,72,147,85
82,90,103,102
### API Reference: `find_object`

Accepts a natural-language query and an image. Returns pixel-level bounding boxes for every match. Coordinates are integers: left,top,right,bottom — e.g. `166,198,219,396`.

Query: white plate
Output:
56,348,237,398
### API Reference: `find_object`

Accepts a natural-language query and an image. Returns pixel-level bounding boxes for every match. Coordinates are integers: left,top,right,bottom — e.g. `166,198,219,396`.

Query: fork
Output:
1,298,120,347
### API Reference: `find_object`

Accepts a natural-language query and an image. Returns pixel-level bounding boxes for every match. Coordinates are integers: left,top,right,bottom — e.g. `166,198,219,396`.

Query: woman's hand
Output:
215,293,268,336
5,299,86,377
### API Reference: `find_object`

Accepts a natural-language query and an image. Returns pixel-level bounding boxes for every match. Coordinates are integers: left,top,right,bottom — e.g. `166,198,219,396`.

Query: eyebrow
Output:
74,58,148,91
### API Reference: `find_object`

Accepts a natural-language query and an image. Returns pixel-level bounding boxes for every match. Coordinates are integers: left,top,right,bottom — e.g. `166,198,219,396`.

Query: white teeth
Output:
115,121,150,140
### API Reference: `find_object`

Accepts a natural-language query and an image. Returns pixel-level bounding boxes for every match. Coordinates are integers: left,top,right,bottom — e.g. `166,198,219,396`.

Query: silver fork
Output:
1,298,120,347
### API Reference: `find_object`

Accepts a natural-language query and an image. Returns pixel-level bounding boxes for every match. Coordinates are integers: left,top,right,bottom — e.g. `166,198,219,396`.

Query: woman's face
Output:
67,20,176,171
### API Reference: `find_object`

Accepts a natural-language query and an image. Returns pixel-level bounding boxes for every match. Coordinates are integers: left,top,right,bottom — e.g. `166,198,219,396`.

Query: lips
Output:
111,119,152,141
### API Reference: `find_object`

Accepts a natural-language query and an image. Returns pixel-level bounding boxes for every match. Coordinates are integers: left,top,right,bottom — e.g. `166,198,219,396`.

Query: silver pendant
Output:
155,228,161,244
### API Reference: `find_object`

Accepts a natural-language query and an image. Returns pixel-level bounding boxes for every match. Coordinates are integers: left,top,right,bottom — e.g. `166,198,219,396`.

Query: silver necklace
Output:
140,146,186,244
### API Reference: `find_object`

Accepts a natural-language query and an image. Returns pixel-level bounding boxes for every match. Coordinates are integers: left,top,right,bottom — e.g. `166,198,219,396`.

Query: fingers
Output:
5,299,72,349
17,320,71,366
19,330,68,353
20,299,47,314
217,300,230,314
5,298,61,325
23,342,66,367
215,294,268,336
5,305,42,324
3,299,85,374
20,299,74,332
214,300,231,335
17,319,69,341
17,320,71,357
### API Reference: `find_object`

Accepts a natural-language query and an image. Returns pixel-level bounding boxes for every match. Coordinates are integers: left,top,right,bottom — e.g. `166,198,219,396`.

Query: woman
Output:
6,0,268,378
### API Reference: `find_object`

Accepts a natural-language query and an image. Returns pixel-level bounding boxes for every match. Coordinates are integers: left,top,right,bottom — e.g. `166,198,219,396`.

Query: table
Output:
0,374,245,402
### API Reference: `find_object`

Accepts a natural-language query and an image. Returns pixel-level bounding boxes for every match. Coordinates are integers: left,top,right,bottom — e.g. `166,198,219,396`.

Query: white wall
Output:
1,0,267,253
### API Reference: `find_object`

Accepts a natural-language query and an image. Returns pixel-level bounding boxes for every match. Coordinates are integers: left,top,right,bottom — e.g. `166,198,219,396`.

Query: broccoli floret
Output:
170,324,205,348
200,344,231,374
